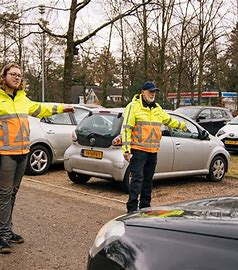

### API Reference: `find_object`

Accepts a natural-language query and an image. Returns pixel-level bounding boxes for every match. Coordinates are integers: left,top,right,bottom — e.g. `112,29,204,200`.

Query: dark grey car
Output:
175,106,233,135
87,196,238,270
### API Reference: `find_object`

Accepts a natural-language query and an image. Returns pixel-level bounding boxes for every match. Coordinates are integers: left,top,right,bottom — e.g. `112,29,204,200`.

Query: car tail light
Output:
112,134,122,146
71,130,77,142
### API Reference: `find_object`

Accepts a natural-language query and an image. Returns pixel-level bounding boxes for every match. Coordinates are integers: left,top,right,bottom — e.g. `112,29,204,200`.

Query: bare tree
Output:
170,0,197,107
192,0,225,104
38,0,153,102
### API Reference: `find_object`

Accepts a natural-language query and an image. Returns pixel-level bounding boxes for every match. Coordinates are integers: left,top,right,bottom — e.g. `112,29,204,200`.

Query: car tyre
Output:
68,172,91,184
206,155,226,182
122,167,131,194
25,145,51,175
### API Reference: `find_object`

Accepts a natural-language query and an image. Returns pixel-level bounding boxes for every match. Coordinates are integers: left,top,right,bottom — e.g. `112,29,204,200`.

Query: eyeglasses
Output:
7,72,23,79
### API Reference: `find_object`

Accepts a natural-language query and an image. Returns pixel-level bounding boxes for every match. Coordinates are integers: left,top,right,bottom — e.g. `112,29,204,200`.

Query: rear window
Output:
75,112,123,147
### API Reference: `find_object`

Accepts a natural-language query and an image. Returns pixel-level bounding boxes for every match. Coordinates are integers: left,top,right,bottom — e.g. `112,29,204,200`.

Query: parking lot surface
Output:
0,180,122,270
28,163,238,206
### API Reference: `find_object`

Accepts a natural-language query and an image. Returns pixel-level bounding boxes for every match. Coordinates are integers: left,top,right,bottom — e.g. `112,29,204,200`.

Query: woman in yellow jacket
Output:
122,82,187,213
0,63,74,254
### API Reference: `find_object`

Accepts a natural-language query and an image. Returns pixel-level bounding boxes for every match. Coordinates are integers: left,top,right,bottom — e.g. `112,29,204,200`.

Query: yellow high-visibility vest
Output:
122,94,186,154
0,88,64,155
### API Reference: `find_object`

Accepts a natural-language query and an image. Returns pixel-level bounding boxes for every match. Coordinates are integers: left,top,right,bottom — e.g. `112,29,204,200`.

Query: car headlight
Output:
216,129,225,137
90,220,125,258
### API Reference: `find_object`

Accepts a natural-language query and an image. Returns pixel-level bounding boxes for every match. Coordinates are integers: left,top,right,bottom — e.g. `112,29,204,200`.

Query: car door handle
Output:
46,130,55,134
175,142,181,148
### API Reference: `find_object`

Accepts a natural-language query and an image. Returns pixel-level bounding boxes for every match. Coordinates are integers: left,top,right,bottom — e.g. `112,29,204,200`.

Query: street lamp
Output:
39,4,45,102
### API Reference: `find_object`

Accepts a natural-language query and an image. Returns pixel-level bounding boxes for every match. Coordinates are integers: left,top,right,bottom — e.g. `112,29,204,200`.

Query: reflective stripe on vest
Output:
130,121,162,152
0,113,30,154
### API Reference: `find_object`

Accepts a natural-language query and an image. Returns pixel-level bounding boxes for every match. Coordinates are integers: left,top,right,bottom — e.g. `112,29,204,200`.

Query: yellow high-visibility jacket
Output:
122,94,186,154
0,88,64,155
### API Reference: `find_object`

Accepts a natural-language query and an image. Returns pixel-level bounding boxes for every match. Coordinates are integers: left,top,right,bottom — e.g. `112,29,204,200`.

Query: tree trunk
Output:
63,0,77,103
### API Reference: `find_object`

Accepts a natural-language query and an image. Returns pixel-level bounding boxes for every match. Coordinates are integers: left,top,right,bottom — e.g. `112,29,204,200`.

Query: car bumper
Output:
64,144,127,181
221,138,238,152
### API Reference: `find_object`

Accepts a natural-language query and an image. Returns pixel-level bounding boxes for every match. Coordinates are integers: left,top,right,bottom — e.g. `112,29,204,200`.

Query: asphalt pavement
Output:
0,179,124,270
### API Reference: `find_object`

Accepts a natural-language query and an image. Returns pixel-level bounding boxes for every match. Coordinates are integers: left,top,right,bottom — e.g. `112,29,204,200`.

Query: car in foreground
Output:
87,196,238,270
174,105,233,135
26,104,92,175
64,108,230,192
216,116,238,152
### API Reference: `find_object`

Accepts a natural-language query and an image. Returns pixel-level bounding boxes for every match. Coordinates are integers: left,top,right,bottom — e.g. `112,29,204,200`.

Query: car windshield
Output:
228,116,238,125
175,107,200,118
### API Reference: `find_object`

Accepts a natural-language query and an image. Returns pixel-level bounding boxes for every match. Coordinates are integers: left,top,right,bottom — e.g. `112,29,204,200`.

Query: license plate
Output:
81,149,103,159
225,140,238,145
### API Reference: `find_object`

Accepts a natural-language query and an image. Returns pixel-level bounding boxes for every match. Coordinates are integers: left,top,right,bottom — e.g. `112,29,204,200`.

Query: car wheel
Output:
122,167,131,194
206,155,226,182
25,145,51,175
68,172,91,184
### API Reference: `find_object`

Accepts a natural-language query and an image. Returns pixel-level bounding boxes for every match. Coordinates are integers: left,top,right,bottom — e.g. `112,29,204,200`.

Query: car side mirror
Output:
162,129,171,136
200,130,209,140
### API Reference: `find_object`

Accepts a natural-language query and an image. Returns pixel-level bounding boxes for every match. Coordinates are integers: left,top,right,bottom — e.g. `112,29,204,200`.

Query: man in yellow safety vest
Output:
122,81,187,213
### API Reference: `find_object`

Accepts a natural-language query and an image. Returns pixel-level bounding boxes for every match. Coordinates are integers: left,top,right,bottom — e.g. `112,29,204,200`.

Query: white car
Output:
216,116,238,152
64,108,230,193
26,105,92,175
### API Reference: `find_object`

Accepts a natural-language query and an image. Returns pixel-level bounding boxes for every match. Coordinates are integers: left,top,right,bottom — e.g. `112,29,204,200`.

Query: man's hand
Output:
123,152,131,162
181,122,188,132
182,125,188,132
63,105,75,113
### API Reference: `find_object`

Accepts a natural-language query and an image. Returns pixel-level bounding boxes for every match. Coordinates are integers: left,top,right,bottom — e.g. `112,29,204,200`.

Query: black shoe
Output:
0,238,12,254
10,232,24,244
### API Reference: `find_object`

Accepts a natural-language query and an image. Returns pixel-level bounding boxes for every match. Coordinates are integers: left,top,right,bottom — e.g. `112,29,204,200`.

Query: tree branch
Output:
74,0,154,46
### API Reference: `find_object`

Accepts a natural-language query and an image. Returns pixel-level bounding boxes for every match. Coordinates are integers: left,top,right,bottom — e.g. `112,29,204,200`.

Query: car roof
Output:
77,103,104,109
90,107,125,114
176,105,230,111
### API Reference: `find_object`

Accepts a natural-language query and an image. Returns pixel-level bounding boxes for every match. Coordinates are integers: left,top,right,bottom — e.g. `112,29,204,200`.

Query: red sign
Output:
167,92,219,99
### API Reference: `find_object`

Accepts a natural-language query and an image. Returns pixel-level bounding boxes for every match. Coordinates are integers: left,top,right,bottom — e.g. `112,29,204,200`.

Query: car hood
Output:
118,196,238,239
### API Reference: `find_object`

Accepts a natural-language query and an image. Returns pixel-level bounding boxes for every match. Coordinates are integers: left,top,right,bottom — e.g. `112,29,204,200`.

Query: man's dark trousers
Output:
126,149,157,212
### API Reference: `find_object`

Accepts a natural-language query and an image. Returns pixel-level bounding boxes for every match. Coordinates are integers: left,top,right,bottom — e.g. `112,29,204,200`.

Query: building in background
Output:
71,85,124,107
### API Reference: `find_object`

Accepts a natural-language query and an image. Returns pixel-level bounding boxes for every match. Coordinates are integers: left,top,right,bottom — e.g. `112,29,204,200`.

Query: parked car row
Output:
64,108,230,193
27,104,237,178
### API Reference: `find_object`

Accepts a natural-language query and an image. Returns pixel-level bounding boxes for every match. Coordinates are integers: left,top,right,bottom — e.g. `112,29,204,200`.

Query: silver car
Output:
64,108,230,192
27,105,92,175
